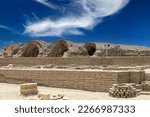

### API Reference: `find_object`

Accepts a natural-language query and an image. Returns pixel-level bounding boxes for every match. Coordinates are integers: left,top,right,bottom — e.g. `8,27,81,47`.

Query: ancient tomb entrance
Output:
21,41,41,57
84,43,96,56
49,40,69,57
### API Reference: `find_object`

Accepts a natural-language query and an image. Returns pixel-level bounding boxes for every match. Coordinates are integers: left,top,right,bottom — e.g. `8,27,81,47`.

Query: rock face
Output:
2,44,22,57
49,40,69,57
1,39,150,57
21,41,40,57
48,40,88,57
2,40,52,57
20,40,52,57
84,43,96,56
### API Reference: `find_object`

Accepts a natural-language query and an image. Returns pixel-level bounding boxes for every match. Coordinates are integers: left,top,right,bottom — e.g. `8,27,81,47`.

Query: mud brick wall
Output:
0,74,5,82
129,71,145,84
0,70,119,92
117,71,130,83
112,57,150,66
145,73,150,81
1,57,150,66
0,57,110,66
0,69,145,92
117,70,145,84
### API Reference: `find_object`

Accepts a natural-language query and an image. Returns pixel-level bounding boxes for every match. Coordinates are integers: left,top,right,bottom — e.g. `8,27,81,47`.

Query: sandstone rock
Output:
2,39,150,57
49,40,69,57
2,44,21,57
20,83,38,96
49,40,88,57
50,94,64,100
84,43,96,56
62,96,69,100
0,74,6,82
20,40,51,57
142,81,150,91
38,93,50,100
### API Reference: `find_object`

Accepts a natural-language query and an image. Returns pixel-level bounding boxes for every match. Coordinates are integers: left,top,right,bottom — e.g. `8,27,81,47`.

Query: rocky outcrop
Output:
48,40,69,57
84,43,96,56
1,39,150,57
1,40,53,57
48,40,88,57
20,41,40,57
20,40,52,57
2,44,22,57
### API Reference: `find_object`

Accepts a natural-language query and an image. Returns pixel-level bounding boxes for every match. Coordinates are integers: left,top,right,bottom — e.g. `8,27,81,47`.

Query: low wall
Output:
0,69,145,92
1,57,150,66
117,70,145,84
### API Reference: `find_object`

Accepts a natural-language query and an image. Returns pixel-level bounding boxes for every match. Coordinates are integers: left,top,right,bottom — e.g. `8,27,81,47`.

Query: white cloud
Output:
0,25,21,35
0,25,12,30
24,0,130,37
34,0,59,10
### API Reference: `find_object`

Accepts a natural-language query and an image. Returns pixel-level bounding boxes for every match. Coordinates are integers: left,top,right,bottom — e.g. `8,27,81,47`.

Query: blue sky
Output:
0,0,150,48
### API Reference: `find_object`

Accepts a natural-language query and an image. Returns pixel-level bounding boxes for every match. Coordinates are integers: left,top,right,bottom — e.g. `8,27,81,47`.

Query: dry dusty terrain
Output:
0,83,150,100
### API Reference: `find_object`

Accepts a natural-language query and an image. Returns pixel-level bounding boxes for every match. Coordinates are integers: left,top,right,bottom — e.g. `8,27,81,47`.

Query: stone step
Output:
144,74,150,81
142,81,150,91
144,78,150,81
140,91,150,95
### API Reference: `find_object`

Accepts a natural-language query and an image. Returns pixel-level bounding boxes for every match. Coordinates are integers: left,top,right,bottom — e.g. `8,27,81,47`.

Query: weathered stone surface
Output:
2,39,150,58
20,83,38,95
2,44,22,57
37,93,65,100
20,40,52,57
49,40,88,57
142,81,150,91
0,69,145,92
0,74,5,82
84,43,96,56
38,93,50,100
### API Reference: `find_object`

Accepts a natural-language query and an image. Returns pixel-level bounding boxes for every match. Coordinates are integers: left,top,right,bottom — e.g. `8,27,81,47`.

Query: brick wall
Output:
0,69,145,92
0,69,119,92
1,57,150,66
117,70,145,84
129,70,145,84
117,71,130,83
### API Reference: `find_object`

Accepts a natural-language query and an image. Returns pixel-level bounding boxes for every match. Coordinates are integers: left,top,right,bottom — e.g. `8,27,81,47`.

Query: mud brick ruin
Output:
1,39,150,98
2,40,150,58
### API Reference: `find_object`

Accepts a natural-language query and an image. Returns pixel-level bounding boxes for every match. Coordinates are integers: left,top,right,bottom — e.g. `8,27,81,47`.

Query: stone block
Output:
38,93,50,100
129,70,145,84
20,83,38,95
142,81,150,91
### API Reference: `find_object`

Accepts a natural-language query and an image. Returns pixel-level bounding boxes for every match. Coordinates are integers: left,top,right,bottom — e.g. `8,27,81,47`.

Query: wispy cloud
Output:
34,0,58,10
0,25,12,31
24,0,130,37
0,25,21,35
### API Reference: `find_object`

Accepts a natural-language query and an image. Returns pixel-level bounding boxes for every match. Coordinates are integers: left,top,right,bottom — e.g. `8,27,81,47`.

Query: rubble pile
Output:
20,83,68,100
109,83,141,98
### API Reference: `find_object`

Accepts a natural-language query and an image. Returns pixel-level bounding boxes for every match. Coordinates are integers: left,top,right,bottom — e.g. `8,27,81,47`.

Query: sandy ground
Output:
0,83,150,100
